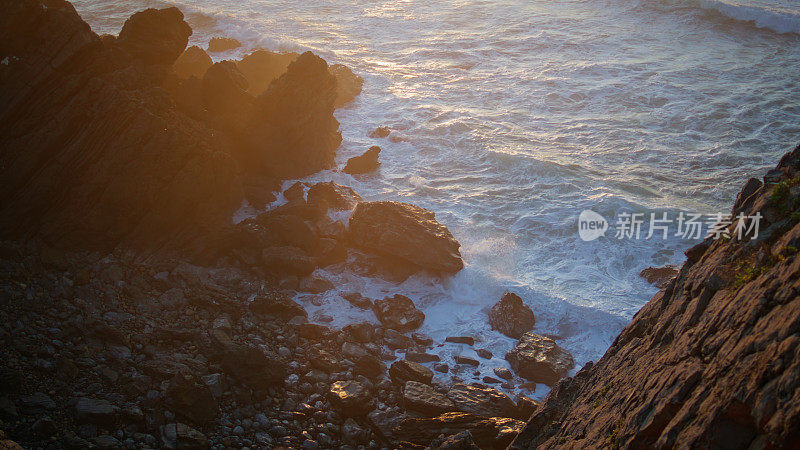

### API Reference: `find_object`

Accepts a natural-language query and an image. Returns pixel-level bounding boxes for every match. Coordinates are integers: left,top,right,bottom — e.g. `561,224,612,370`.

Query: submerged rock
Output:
505,332,574,386
373,294,425,332
369,126,392,138
348,201,463,274
488,293,536,339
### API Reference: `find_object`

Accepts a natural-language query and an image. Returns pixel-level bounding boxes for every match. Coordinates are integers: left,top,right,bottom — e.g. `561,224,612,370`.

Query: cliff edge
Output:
511,145,800,448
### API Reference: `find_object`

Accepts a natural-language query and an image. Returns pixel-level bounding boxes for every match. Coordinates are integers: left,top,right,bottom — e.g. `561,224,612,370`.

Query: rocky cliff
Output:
511,145,800,449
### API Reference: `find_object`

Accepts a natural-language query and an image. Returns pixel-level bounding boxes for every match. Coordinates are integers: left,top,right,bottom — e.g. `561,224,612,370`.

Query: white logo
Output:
578,210,608,241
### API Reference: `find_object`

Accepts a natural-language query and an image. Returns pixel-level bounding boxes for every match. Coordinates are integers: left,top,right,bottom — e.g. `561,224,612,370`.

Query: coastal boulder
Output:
211,330,286,389
394,412,525,449
306,181,362,213
505,332,574,385
348,201,463,274
117,7,192,65
344,146,381,174
248,51,341,178
389,360,433,385
373,294,425,332
201,61,251,118
173,45,212,79
488,293,536,339
446,384,517,418
404,381,457,415
249,291,307,319
329,381,374,416
165,371,218,424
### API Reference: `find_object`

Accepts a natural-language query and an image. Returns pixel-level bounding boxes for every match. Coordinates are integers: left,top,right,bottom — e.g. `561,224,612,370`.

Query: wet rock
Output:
369,126,392,138
249,291,307,319
639,265,679,288
349,201,463,274
207,37,241,53
342,342,370,360
330,63,363,108
505,332,574,385
406,351,440,363
299,275,334,293
173,45,212,79
389,360,433,385
493,367,513,381
161,423,209,449
476,349,493,359
403,381,456,415
117,7,192,65
454,356,480,367
384,329,416,350
446,336,475,346
165,371,218,424
412,332,434,347
328,381,373,416
434,363,450,374
310,349,340,373
306,181,362,213
343,292,373,309
295,323,330,340
73,397,119,426
488,293,536,339
343,323,374,343
447,383,517,418
372,294,425,332
344,146,381,175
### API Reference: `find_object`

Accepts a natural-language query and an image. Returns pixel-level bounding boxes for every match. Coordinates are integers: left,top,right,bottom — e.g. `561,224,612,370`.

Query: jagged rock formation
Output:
511,145,800,449
0,0,241,251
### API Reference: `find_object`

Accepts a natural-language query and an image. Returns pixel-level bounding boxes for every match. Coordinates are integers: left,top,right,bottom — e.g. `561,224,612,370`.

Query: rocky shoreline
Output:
0,1,567,448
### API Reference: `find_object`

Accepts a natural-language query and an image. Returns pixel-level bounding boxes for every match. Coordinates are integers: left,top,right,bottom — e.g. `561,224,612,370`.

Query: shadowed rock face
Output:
511,145,800,449
248,51,341,178
0,0,240,251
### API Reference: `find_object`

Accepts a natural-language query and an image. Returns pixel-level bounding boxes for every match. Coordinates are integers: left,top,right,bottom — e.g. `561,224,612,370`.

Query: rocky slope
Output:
511,145,800,449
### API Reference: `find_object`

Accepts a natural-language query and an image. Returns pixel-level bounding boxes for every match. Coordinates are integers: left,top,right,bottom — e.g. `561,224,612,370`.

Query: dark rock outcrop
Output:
639,265,679,288
330,63,363,108
488,292,536,339
172,45,212,79
373,294,425,332
247,51,341,178
236,50,298,94
389,360,434,385
207,36,241,53
344,146,381,174
117,7,192,65
505,332,574,386
349,201,463,274
511,146,800,449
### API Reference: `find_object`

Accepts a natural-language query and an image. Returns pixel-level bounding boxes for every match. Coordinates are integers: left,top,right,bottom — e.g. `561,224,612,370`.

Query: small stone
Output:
454,356,480,367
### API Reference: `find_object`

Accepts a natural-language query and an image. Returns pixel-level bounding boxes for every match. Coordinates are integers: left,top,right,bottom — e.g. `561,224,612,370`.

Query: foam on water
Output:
74,0,800,399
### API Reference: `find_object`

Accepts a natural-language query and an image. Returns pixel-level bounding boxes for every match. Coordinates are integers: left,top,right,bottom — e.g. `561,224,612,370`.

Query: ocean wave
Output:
697,0,800,35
